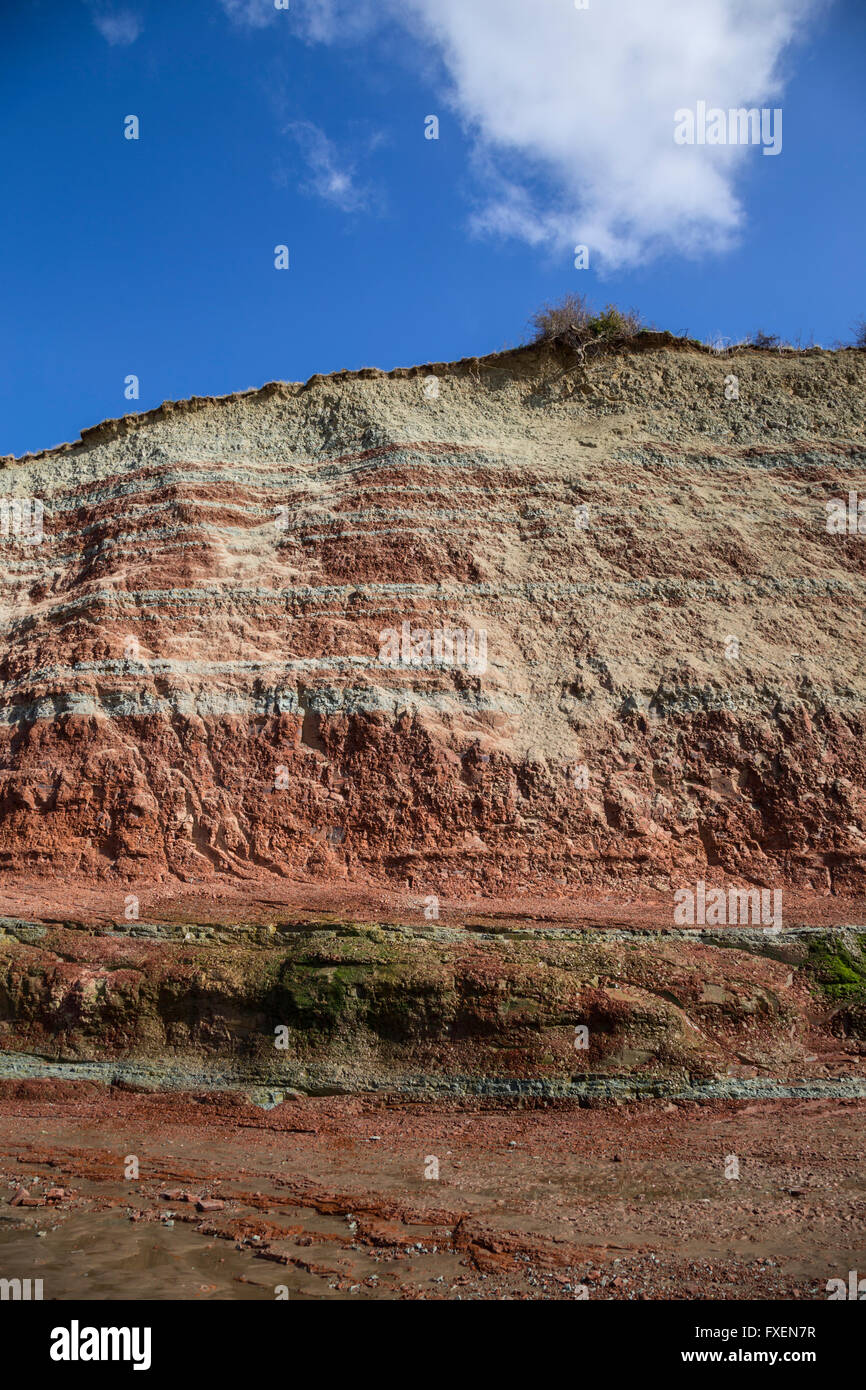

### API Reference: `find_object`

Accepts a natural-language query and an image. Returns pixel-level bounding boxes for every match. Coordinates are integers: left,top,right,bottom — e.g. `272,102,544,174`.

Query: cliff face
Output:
3,916,864,1095
1,335,865,907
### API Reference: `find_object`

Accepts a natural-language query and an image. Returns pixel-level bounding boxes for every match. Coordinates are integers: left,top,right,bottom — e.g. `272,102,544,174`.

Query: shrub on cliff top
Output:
748,330,782,349
529,292,644,344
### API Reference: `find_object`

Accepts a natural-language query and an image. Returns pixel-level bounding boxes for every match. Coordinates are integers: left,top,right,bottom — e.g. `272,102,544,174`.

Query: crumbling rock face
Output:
1,919,860,1091
1,335,865,905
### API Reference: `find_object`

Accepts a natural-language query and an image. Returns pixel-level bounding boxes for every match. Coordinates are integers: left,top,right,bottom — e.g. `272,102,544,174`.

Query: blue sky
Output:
1,0,864,457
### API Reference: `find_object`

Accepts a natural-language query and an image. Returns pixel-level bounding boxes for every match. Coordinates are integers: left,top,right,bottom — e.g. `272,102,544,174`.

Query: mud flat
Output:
1,1082,864,1300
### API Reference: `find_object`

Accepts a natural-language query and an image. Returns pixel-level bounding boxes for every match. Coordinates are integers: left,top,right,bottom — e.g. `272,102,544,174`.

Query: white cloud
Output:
218,0,378,41
217,0,278,29
291,0,381,44
283,121,369,213
86,2,142,46
295,0,826,268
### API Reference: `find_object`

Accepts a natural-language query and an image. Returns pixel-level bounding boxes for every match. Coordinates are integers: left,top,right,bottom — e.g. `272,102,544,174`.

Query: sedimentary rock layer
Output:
1,335,865,905
1,917,864,1094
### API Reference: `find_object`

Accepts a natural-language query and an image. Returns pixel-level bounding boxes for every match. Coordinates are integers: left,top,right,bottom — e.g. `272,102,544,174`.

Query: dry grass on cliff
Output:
529,292,644,346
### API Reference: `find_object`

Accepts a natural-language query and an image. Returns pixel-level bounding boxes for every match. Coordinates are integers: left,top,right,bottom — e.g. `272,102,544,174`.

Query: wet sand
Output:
1,1082,864,1300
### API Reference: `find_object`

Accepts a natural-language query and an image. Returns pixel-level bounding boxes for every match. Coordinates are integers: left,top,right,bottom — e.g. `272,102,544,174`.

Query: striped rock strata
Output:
1,919,865,1092
1,334,866,908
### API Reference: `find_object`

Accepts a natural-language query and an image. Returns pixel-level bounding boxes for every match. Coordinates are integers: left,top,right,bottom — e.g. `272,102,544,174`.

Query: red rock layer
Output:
1,338,865,907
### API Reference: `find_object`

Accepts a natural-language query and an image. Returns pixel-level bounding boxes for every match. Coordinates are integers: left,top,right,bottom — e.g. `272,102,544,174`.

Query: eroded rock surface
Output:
2,342,866,1301
2,335,865,905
